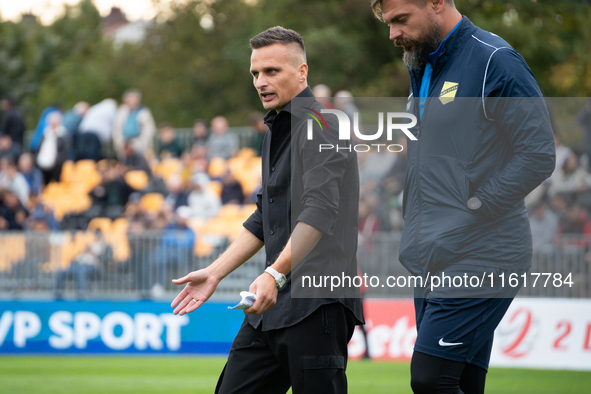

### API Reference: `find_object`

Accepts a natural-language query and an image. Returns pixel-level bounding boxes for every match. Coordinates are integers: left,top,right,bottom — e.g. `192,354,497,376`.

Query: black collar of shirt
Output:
263,86,316,129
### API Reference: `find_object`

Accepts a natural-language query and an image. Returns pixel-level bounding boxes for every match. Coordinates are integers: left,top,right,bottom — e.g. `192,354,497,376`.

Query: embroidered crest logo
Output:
439,82,459,105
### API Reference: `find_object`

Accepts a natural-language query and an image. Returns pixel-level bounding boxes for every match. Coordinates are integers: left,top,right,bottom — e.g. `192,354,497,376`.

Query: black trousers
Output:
215,302,357,394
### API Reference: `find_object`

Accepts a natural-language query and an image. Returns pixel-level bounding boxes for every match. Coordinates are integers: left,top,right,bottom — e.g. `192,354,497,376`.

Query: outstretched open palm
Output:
171,269,220,315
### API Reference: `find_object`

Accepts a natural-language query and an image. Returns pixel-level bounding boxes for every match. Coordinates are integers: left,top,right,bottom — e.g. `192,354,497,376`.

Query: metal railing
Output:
356,233,591,299
0,231,266,301
0,231,589,300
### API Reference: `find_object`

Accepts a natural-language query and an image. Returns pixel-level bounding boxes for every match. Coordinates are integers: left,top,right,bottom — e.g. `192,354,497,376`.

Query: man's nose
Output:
255,75,268,89
389,25,403,42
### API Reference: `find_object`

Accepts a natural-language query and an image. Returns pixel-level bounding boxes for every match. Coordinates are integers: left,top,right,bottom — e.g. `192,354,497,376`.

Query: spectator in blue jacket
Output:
29,106,61,153
18,153,43,196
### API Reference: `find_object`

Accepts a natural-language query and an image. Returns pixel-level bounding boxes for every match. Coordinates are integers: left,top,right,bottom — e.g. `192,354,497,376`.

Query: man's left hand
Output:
244,272,278,315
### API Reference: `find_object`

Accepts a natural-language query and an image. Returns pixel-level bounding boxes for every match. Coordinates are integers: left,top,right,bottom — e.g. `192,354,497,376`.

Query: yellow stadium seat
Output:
208,180,223,197
195,239,215,258
112,218,129,233
0,234,26,273
59,161,75,183
74,159,96,173
241,204,258,215
154,158,183,181
208,157,227,178
124,170,150,190
199,218,231,238
236,147,256,159
219,204,241,218
87,218,112,233
102,231,130,262
139,193,165,215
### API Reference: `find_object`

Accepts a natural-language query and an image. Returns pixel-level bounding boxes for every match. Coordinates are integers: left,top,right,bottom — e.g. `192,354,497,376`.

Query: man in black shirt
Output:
171,27,363,393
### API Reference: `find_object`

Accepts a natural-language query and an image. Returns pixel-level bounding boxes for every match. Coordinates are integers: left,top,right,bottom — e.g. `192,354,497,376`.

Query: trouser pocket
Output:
302,355,346,394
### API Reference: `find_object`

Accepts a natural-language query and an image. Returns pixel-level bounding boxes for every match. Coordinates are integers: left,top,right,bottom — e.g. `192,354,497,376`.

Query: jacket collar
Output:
264,86,315,127
431,16,477,68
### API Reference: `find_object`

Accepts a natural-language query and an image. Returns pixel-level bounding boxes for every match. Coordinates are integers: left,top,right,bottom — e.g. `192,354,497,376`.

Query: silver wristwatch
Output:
265,267,287,289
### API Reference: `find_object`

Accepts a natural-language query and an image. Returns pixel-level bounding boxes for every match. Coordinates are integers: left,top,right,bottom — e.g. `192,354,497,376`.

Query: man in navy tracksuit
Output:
371,0,555,393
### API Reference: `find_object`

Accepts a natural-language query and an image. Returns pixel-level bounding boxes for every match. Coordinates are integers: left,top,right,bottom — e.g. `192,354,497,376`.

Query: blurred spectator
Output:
113,89,156,158
312,84,333,109
187,172,221,221
548,153,591,198
529,201,558,253
207,116,237,160
36,112,70,184
359,198,380,243
122,142,152,176
54,230,112,299
18,153,43,196
164,174,189,211
550,192,569,220
157,122,183,158
123,192,145,223
0,157,30,207
192,119,209,147
0,95,26,148
150,206,195,298
0,133,22,162
578,98,591,165
246,171,262,204
334,90,359,123
62,101,90,161
358,150,396,200
220,170,244,205
0,189,28,230
552,134,573,177
557,202,591,250
62,101,90,136
89,164,132,219
249,112,267,156
189,144,209,175
24,194,59,231
30,105,61,153
78,99,118,161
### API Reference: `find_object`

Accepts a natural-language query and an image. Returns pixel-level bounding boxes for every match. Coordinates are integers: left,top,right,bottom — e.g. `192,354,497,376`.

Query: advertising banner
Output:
0,301,242,354
2,298,590,370
348,298,591,371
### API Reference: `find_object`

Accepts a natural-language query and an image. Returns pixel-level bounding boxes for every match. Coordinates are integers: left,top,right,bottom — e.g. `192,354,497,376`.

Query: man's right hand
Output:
171,269,220,316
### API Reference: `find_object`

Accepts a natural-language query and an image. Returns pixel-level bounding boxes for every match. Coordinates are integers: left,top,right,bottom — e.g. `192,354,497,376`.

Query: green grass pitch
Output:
0,357,589,393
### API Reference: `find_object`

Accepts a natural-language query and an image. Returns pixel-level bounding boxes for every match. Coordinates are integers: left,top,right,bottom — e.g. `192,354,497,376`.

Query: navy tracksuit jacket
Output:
400,17,556,277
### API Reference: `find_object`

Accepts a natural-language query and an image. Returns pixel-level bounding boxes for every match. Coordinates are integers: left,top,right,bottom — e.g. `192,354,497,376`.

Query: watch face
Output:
468,197,482,210
277,275,287,288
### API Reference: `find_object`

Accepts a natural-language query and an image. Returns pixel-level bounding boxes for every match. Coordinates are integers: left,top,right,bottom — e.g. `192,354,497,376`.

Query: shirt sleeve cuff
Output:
243,211,264,242
296,205,336,236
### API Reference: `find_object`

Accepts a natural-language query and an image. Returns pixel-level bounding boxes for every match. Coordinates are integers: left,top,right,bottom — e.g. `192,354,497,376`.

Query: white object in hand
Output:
228,291,257,310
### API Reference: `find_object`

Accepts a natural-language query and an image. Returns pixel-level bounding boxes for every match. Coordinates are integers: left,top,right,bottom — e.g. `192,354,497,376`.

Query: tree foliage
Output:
0,0,589,128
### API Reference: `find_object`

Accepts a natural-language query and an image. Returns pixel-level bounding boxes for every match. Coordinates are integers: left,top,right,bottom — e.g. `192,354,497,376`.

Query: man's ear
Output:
298,63,308,83
432,0,446,13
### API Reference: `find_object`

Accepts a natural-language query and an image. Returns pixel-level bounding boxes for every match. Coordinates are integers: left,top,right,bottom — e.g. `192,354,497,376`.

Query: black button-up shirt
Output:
243,87,364,330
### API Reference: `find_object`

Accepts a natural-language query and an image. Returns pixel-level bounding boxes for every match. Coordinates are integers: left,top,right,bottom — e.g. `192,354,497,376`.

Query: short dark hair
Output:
249,26,307,63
